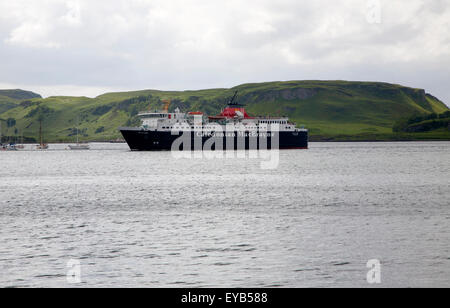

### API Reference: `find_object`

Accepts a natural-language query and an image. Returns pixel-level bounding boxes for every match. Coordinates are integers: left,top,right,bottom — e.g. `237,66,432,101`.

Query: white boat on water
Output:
36,143,49,150
69,143,90,150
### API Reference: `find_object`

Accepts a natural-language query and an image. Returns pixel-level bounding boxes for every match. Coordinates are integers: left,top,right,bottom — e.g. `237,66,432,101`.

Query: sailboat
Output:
36,120,48,150
0,120,3,150
16,132,25,149
69,120,90,150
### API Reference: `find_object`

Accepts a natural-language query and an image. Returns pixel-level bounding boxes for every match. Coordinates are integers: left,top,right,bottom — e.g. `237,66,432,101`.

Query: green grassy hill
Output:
0,89,41,114
0,81,448,142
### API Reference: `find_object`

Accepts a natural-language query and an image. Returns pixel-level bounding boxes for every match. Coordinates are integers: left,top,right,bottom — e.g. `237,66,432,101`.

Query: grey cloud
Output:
0,0,448,105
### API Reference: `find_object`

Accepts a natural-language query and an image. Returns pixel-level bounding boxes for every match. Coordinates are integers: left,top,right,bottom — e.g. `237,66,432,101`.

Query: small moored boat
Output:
69,144,90,150
69,118,90,150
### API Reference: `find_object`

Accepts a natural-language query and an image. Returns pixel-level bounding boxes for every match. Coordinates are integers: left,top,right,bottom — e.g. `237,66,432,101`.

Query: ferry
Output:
119,92,308,151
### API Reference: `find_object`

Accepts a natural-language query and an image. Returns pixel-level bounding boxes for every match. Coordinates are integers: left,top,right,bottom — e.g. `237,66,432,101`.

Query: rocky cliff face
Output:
400,87,430,109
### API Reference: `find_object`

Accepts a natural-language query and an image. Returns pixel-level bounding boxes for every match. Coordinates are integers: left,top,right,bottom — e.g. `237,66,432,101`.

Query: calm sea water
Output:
0,142,449,288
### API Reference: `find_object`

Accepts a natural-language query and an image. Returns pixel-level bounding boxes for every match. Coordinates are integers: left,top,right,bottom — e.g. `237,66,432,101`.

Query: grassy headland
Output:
0,81,448,143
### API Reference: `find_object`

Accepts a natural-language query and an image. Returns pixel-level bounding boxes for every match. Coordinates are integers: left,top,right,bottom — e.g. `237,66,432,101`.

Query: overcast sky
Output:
0,0,449,105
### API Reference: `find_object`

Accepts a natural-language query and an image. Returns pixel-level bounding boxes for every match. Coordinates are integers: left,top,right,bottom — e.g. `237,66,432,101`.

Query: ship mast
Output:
39,119,43,146
230,91,238,105
76,116,79,145
227,91,244,107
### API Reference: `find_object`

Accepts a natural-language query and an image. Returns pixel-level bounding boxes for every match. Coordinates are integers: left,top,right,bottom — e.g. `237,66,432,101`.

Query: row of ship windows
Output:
160,126,293,129
259,120,288,124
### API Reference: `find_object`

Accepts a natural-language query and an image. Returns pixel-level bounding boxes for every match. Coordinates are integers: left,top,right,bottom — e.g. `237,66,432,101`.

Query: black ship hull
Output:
119,128,308,151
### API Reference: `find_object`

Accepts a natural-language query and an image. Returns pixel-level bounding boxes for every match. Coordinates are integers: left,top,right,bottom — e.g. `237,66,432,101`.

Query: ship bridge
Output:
138,105,185,129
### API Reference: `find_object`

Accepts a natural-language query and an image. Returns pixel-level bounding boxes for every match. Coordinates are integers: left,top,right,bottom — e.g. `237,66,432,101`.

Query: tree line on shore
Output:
393,111,450,133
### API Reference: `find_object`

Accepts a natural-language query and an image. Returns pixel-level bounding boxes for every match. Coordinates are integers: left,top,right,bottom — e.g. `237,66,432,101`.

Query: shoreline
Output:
309,138,450,142
3,139,450,145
